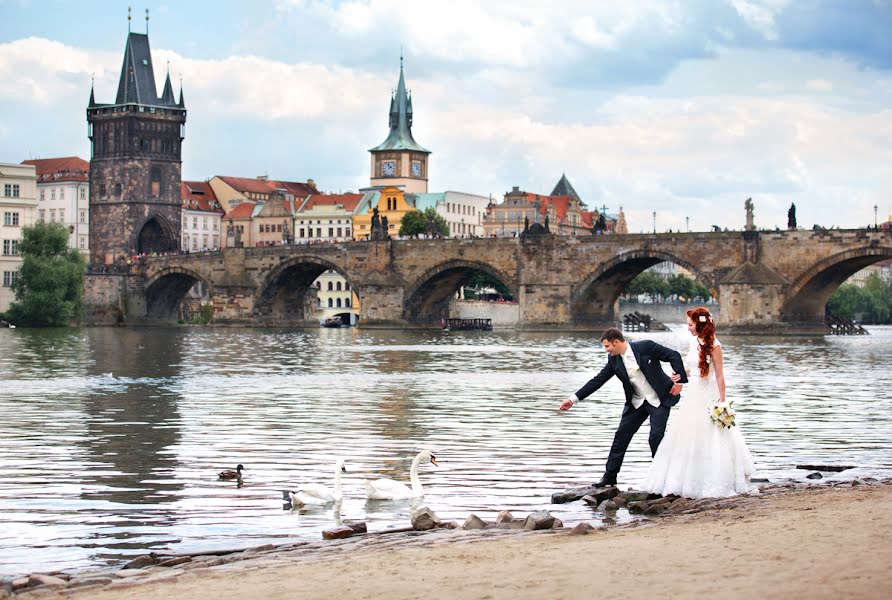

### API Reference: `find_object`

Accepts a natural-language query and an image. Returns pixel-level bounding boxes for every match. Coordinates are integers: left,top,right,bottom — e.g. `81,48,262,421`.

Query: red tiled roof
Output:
223,202,257,220
181,181,224,213
21,156,89,183
301,193,364,213
581,211,595,227
217,176,319,197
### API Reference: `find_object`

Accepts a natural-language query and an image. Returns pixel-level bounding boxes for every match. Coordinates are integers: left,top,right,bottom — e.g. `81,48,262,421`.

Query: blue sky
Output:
1,0,891,231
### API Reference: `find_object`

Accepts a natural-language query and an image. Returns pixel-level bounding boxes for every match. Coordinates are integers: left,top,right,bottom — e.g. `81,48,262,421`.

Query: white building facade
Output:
22,157,89,257
181,182,224,251
412,191,490,238
1,163,38,313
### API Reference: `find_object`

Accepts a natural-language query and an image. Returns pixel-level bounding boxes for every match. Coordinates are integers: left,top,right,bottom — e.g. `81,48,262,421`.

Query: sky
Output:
1,0,891,232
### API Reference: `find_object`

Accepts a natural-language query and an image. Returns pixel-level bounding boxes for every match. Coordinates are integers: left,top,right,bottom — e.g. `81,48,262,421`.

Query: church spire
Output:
161,62,176,105
370,55,429,153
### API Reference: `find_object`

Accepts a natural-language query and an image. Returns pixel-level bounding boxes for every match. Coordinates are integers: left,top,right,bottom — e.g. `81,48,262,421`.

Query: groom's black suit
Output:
575,340,688,480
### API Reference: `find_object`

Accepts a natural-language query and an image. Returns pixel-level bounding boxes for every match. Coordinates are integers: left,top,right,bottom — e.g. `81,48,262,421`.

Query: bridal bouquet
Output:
709,399,736,429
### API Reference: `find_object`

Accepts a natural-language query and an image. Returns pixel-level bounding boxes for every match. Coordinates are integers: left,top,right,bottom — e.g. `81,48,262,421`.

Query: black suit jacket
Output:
574,340,688,408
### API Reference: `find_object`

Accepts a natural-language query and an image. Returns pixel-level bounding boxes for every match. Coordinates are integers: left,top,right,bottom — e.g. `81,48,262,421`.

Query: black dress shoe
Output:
592,476,617,488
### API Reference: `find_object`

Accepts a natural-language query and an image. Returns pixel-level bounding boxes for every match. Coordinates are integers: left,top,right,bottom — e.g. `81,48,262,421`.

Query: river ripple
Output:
0,326,890,576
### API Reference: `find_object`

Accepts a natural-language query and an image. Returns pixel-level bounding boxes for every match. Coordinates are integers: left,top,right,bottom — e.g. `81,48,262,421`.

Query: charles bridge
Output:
83,228,892,334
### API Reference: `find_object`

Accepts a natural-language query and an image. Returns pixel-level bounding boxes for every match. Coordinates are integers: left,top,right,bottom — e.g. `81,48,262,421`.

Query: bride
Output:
642,306,758,498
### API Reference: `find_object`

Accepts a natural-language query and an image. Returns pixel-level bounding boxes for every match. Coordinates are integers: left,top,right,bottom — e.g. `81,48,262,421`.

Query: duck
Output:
364,450,437,500
284,458,347,507
218,464,245,481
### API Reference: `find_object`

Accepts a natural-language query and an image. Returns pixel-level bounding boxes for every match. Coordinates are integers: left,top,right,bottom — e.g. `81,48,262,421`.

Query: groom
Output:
559,328,687,487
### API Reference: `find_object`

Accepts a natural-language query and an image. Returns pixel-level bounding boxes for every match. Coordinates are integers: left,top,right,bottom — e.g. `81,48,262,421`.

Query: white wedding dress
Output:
642,337,758,498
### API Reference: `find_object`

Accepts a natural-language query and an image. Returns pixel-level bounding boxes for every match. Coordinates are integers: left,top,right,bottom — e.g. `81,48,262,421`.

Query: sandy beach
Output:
35,482,888,600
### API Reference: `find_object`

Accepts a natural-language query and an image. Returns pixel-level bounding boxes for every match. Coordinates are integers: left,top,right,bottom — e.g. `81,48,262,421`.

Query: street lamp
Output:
652,211,656,234
686,216,690,232
875,204,878,228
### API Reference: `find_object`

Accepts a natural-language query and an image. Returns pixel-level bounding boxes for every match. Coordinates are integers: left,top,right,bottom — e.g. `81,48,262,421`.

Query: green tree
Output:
668,274,696,301
399,208,449,238
6,222,85,326
463,271,514,300
827,274,892,324
627,271,669,301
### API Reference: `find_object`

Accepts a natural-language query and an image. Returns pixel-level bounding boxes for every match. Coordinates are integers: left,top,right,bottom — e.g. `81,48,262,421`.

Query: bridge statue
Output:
788,203,797,230
745,198,755,231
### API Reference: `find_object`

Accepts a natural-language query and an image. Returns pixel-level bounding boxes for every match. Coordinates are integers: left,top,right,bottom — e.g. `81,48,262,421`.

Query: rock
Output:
806,472,823,480
11,578,30,592
580,486,620,507
751,477,770,483
668,498,692,512
569,522,596,535
597,499,618,512
156,556,192,568
438,520,460,529
462,514,488,530
122,554,157,570
523,511,556,531
851,479,866,486
411,506,441,531
612,496,627,508
114,569,148,578
648,496,676,507
496,510,514,524
28,574,68,588
322,526,356,540
552,517,564,529
509,518,528,530
551,486,596,504
627,501,648,514
621,491,654,503
343,520,368,534
68,577,114,589
644,505,668,516
796,464,855,472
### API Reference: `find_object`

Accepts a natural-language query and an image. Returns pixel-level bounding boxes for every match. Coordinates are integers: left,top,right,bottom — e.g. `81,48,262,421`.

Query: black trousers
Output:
604,401,670,477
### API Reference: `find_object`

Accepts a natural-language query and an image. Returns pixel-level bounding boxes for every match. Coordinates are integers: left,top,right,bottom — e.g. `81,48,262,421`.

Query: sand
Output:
55,484,892,600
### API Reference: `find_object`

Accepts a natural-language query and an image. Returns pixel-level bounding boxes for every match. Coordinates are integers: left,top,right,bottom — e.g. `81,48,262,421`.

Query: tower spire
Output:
145,8,150,34
128,5,131,32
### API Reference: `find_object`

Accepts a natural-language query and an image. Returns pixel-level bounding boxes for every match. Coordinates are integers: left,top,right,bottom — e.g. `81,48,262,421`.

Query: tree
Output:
6,222,85,326
827,274,892,324
627,271,669,301
463,271,514,300
399,208,449,238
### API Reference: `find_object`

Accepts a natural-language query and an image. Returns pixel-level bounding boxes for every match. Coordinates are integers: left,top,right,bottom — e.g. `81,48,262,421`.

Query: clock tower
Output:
369,56,430,193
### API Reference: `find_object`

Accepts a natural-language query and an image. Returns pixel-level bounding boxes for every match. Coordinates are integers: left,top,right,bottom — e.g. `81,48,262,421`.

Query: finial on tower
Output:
146,8,150,34
127,6,132,32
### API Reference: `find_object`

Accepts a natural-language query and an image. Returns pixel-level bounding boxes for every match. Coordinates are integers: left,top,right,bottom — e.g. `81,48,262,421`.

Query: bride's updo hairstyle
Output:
686,306,715,378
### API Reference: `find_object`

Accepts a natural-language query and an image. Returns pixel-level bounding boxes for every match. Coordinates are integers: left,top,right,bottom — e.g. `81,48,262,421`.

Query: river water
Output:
1,326,891,576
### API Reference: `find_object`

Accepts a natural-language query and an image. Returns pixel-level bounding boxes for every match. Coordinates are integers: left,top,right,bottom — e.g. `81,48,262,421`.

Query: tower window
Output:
150,167,161,196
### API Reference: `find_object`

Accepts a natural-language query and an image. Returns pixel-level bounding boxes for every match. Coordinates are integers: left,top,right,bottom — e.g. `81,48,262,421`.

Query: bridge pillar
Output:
517,283,575,330
358,283,408,328
718,261,794,333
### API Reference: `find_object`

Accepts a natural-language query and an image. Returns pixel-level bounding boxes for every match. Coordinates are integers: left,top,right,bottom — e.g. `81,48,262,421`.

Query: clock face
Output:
382,160,395,176
411,161,421,177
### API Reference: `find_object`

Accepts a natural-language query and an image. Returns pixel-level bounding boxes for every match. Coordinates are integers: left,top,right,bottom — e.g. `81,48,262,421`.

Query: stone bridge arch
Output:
254,255,357,327
572,249,709,325
403,259,518,326
780,246,892,323
144,266,214,321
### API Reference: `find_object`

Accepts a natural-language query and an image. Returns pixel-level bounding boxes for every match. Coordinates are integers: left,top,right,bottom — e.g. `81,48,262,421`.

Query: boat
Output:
321,317,343,328
444,318,493,331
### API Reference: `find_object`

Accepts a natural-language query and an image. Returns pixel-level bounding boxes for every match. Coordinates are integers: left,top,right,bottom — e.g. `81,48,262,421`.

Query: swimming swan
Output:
287,458,347,507
364,450,437,500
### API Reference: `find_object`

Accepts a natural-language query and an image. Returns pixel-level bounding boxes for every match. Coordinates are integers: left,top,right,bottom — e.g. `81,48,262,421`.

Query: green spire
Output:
370,55,430,153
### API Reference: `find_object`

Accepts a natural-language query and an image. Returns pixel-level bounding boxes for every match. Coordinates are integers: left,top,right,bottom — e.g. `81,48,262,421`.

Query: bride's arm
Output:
712,345,726,402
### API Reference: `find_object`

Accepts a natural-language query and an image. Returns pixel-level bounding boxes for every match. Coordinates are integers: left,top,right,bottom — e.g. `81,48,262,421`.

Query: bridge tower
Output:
87,26,186,265
369,54,431,193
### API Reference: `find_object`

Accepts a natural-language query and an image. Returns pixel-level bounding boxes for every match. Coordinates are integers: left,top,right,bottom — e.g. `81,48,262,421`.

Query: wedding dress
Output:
642,336,758,498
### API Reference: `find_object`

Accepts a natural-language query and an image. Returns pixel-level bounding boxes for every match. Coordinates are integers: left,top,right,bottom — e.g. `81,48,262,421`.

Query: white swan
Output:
287,458,347,507
364,450,437,500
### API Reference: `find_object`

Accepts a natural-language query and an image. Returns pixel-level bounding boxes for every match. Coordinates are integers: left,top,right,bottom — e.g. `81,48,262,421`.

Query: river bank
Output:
8,480,891,599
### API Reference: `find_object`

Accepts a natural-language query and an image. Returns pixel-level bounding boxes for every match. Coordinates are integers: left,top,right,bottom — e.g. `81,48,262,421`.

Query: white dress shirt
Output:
621,345,660,409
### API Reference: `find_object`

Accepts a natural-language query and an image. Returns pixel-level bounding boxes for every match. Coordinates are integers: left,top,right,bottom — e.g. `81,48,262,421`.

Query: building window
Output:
50,188,56,201
59,209,65,223
346,228,351,237
345,298,351,307
336,298,342,308
2,271,19,287
3,212,19,226
345,282,350,291
328,298,333,307
328,227,334,237
39,209,45,222
40,189,45,201
336,281,342,291
79,188,86,200
79,236,86,249
150,167,161,196
80,210,86,223
114,183,122,197
2,240,19,255
316,281,321,289
203,217,208,230
327,281,333,291
49,209,56,222
193,216,198,229
337,227,342,238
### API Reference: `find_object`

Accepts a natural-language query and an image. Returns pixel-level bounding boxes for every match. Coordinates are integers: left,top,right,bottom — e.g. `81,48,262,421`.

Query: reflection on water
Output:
1,326,891,576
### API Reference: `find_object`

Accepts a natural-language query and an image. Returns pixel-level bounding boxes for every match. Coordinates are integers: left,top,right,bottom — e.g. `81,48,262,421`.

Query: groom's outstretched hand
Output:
559,395,575,411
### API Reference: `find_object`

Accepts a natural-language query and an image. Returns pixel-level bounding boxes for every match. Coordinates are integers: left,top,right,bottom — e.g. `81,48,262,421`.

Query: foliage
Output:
827,273,892,324
626,271,712,302
6,222,85,326
194,303,215,325
463,271,514,301
399,208,449,238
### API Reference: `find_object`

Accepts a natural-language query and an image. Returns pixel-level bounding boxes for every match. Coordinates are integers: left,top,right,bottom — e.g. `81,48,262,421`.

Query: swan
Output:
218,464,245,480
364,450,437,500
286,458,347,507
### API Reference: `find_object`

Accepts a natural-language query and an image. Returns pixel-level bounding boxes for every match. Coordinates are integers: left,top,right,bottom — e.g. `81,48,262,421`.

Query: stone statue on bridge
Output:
369,207,390,241
745,198,755,231
788,203,797,230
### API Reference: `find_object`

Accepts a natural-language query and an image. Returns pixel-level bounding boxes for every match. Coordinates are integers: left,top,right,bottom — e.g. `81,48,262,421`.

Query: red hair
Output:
686,306,716,378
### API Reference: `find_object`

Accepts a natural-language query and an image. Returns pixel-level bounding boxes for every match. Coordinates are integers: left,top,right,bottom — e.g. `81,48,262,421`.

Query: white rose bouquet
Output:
709,399,736,429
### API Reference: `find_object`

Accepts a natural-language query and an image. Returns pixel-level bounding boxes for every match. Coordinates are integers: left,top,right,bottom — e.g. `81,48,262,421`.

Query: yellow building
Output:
353,187,415,240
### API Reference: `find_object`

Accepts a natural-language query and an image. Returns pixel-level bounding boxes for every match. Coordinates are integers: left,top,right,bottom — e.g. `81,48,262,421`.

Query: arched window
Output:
327,281,333,291
345,282,350,291
336,298,342,307
345,298,351,307
316,281,321,289
328,298,333,307
336,282,342,291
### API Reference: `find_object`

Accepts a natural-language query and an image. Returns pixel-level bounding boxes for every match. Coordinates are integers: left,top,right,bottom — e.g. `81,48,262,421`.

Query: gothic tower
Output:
369,56,430,193
87,29,186,265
